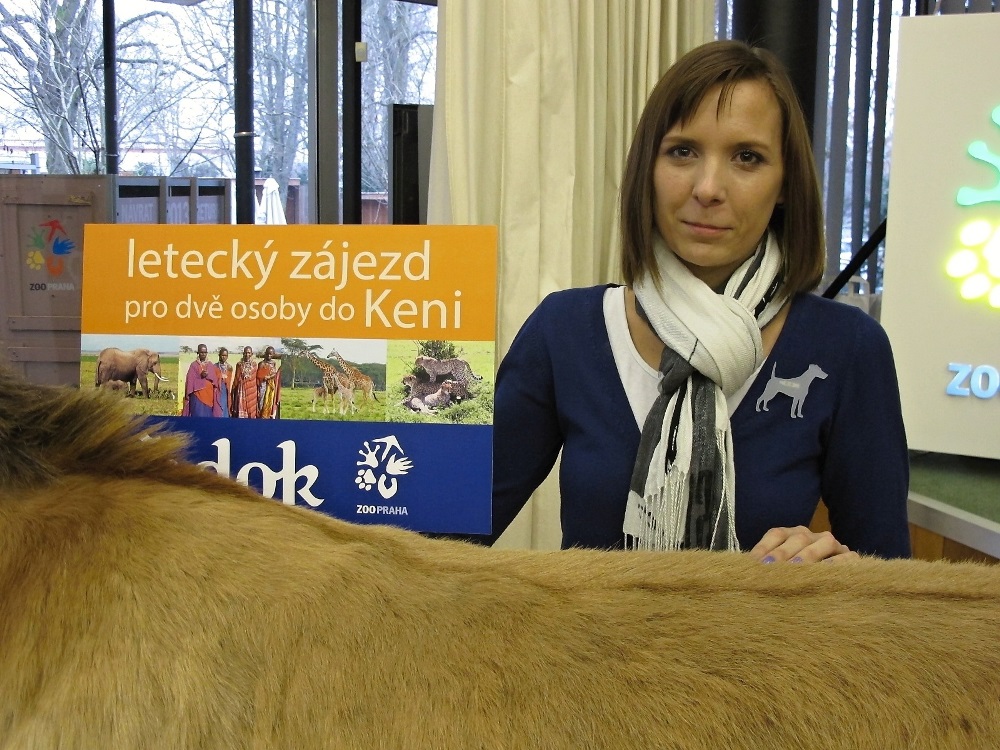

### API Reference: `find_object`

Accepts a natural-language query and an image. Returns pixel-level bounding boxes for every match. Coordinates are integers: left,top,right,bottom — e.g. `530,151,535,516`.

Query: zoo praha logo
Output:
25,218,76,285
949,104,1000,309
355,435,413,505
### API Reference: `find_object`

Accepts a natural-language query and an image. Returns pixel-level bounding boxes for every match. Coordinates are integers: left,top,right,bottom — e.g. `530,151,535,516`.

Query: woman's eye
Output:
666,145,693,158
736,150,762,164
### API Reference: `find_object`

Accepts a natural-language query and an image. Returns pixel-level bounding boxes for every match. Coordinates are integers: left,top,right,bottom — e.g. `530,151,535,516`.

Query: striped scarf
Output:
623,231,785,551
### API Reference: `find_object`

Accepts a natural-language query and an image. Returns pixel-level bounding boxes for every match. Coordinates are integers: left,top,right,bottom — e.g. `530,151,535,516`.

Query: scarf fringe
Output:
624,465,689,551
625,429,739,552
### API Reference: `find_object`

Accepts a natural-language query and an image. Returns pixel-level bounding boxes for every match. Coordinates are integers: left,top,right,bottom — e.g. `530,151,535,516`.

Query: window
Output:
0,0,311,222
335,0,437,224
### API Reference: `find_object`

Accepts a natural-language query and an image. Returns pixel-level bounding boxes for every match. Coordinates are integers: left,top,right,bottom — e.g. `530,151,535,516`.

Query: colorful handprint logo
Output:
952,105,1000,310
25,219,75,278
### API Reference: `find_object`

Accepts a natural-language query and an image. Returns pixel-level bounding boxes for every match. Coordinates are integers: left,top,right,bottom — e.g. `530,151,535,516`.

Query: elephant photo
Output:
95,347,168,398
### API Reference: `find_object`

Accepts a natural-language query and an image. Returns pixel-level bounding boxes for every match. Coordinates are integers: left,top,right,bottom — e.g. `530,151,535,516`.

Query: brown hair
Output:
619,40,825,294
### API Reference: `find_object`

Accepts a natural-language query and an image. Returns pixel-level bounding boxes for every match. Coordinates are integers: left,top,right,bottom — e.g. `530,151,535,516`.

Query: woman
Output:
180,343,221,418
216,347,234,418
490,40,909,561
256,346,281,419
231,346,259,419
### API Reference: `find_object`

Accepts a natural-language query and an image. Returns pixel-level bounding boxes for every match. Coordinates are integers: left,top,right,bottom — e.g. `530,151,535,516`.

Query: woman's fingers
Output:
749,526,854,563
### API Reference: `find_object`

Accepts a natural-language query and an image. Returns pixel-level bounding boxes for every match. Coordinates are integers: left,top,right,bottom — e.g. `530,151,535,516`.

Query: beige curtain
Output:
427,1,716,549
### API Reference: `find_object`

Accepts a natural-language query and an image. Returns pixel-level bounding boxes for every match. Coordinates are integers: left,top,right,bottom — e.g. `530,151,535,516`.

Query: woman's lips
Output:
682,220,729,237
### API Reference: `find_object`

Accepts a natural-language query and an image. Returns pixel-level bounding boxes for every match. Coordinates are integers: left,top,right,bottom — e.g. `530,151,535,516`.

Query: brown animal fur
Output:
1,370,999,749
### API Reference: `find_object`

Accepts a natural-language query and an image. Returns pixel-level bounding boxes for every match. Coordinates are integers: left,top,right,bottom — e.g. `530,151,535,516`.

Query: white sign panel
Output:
882,14,1000,460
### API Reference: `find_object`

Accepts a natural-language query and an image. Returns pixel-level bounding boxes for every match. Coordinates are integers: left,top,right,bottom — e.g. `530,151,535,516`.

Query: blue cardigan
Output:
489,285,911,557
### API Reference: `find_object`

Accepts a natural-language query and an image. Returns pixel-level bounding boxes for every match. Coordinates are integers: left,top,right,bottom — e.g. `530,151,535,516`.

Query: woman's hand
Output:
748,526,860,564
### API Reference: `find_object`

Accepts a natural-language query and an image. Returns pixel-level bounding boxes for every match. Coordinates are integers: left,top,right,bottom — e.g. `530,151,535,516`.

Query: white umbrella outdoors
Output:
256,177,287,225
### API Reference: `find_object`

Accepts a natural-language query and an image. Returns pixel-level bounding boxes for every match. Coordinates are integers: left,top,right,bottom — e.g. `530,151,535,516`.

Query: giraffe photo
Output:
301,349,357,418
283,339,387,422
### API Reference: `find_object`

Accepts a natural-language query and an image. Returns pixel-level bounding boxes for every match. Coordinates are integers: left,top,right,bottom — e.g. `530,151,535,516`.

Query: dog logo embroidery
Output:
755,363,828,419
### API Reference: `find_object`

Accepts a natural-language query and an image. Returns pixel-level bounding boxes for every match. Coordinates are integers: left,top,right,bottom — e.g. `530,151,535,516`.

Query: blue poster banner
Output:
153,416,492,534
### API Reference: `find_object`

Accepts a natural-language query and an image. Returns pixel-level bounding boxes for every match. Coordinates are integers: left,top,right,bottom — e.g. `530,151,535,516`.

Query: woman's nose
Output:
692,160,725,205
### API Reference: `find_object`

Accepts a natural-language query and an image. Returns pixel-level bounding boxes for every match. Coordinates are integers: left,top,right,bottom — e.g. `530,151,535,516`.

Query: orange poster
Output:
83,224,496,340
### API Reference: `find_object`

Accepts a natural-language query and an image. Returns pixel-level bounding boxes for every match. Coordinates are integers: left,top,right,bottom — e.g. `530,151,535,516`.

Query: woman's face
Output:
652,78,785,289
242,347,253,360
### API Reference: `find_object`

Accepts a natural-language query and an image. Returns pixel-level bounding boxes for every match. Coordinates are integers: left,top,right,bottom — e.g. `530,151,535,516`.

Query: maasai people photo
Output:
216,348,234,418
231,346,259,419
181,343,222,418
256,346,281,419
